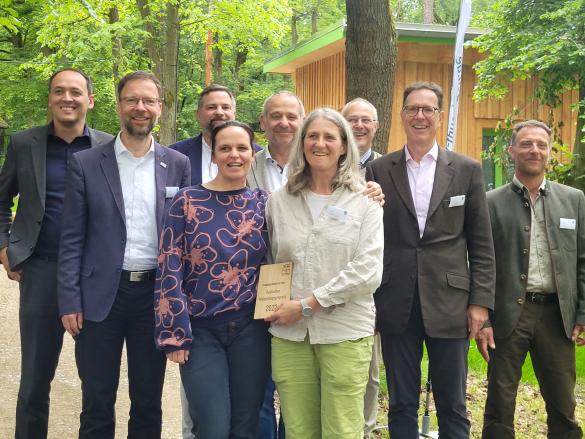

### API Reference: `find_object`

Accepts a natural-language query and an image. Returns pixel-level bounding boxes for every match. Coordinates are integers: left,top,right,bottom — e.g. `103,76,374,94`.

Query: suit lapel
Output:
426,147,455,222
31,126,48,209
388,151,417,220
154,143,168,233
99,141,126,225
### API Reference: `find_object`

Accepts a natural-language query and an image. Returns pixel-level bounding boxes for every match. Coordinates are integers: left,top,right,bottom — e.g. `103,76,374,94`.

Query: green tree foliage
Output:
0,0,294,143
472,0,585,189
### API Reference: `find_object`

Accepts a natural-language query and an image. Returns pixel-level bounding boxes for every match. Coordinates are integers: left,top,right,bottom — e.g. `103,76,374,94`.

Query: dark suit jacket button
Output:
524,202,529,208
520,274,527,280
410,274,415,280
522,248,528,254
29,246,33,252
517,298,524,305
523,225,530,232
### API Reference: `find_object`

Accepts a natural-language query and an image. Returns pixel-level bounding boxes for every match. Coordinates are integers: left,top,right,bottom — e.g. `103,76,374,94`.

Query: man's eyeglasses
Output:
402,106,440,117
346,117,376,126
121,97,161,108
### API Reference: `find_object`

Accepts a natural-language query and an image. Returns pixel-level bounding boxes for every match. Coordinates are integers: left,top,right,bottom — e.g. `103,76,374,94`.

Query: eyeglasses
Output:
402,106,440,117
120,97,161,107
346,117,376,126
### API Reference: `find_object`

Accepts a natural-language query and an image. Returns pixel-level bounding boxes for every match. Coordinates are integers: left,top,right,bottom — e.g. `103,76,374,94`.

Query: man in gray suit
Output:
480,120,584,439
0,68,112,438
366,81,495,439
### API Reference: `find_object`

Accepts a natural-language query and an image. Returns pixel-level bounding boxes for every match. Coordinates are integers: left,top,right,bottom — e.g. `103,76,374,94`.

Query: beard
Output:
123,117,156,139
206,118,228,134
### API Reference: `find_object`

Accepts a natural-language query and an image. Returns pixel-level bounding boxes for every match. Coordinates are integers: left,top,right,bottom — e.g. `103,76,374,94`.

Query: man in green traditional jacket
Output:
479,120,585,439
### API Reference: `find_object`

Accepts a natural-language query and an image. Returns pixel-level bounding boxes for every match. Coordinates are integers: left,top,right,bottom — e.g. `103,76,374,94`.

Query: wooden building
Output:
264,21,578,188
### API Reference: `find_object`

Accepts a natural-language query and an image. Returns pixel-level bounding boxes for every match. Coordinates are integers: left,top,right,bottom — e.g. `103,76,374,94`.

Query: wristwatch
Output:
300,298,313,317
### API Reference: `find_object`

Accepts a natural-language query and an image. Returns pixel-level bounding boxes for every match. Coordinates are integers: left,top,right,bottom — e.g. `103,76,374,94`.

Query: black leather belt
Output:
526,291,558,304
121,269,156,282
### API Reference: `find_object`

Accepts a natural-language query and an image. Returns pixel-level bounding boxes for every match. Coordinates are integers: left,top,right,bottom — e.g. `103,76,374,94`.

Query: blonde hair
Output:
286,108,363,195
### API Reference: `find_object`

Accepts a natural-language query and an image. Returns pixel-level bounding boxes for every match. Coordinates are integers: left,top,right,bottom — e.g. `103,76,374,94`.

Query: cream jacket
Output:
266,185,384,344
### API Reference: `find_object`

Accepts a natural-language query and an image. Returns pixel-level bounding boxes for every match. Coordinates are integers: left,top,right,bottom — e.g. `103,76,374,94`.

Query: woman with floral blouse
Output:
154,120,269,439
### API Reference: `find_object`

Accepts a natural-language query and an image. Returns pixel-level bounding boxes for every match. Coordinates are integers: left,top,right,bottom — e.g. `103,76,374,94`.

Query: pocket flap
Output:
446,272,470,292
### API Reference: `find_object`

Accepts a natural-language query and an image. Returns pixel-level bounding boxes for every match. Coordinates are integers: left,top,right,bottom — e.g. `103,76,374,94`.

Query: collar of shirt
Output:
201,136,218,183
512,174,547,196
47,122,90,142
265,146,286,173
114,133,155,158
359,149,373,168
404,142,439,165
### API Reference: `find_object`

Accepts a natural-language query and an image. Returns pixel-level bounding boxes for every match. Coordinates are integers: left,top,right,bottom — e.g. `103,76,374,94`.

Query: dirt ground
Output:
0,267,183,439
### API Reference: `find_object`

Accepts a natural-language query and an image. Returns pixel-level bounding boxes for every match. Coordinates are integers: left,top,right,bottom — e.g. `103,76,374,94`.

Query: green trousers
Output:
272,335,373,439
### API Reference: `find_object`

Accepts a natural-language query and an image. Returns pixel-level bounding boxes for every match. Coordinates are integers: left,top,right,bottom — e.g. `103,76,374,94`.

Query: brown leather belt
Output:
526,291,557,304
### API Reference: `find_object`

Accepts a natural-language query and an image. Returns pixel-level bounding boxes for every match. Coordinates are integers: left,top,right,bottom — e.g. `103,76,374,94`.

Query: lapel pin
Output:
160,162,167,168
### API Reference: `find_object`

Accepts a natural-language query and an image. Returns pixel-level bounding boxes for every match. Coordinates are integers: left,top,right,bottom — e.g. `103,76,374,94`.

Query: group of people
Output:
1,66,583,439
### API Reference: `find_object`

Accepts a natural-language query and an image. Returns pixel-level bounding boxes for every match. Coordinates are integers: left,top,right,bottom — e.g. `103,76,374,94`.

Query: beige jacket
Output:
266,185,384,344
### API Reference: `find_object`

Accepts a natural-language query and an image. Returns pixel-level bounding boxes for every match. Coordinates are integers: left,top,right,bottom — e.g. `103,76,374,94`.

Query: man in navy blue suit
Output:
170,84,237,186
58,71,190,439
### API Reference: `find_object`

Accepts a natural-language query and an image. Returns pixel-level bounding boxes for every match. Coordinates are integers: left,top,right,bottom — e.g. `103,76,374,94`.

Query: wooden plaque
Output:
254,262,293,319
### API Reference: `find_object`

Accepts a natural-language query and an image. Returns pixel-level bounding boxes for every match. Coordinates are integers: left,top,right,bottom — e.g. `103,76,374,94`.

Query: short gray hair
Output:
341,98,378,121
261,91,305,118
510,120,552,146
286,108,363,195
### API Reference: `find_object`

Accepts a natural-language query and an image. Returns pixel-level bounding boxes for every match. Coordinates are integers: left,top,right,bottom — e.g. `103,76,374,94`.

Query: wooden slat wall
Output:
292,43,578,161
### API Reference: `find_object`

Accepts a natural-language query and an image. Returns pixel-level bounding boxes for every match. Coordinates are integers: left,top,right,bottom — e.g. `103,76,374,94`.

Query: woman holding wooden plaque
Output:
265,108,384,439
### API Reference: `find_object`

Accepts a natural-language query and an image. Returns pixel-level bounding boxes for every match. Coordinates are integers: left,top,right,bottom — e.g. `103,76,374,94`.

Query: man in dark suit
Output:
0,68,112,439
479,120,584,439
58,71,190,439
170,84,236,186
366,81,495,439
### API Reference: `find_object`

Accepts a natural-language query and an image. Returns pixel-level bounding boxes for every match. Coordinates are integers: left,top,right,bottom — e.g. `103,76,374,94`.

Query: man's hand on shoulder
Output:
572,324,585,347
0,247,21,282
364,181,385,207
62,312,84,337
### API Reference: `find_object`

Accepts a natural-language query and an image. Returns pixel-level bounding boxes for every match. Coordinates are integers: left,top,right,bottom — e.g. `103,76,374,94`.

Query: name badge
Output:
327,205,349,222
449,195,466,207
560,218,576,230
165,186,179,199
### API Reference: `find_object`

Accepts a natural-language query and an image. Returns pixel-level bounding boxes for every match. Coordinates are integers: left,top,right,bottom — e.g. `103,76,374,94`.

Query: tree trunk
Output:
311,8,318,34
159,1,180,145
345,0,396,154
291,14,299,45
571,77,585,192
424,0,434,24
205,29,213,85
136,0,161,77
109,7,122,84
234,47,248,92
213,33,222,81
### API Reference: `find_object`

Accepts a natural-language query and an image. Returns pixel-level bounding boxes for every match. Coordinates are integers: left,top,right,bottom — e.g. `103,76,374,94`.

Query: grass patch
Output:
375,341,585,438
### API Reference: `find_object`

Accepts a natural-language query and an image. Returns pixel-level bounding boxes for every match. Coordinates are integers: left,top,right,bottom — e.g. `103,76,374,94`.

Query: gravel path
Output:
0,268,184,438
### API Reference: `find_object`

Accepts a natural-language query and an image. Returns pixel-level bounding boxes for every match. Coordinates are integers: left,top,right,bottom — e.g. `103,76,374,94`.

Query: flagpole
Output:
446,0,472,150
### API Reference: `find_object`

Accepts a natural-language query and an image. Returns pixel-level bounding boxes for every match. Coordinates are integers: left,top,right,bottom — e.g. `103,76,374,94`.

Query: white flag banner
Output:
446,0,472,150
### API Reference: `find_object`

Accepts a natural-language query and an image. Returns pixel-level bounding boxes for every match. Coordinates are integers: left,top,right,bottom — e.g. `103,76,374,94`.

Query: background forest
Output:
0,0,493,145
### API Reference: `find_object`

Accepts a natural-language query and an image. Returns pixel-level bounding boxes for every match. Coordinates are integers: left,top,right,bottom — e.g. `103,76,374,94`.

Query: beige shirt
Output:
266,185,384,344
513,175,556,293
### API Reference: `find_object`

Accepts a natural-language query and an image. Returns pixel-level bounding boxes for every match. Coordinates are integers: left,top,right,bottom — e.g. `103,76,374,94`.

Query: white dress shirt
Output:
201,137,218,184
115,134,158,270
262,147,288,192
405,143,439,238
